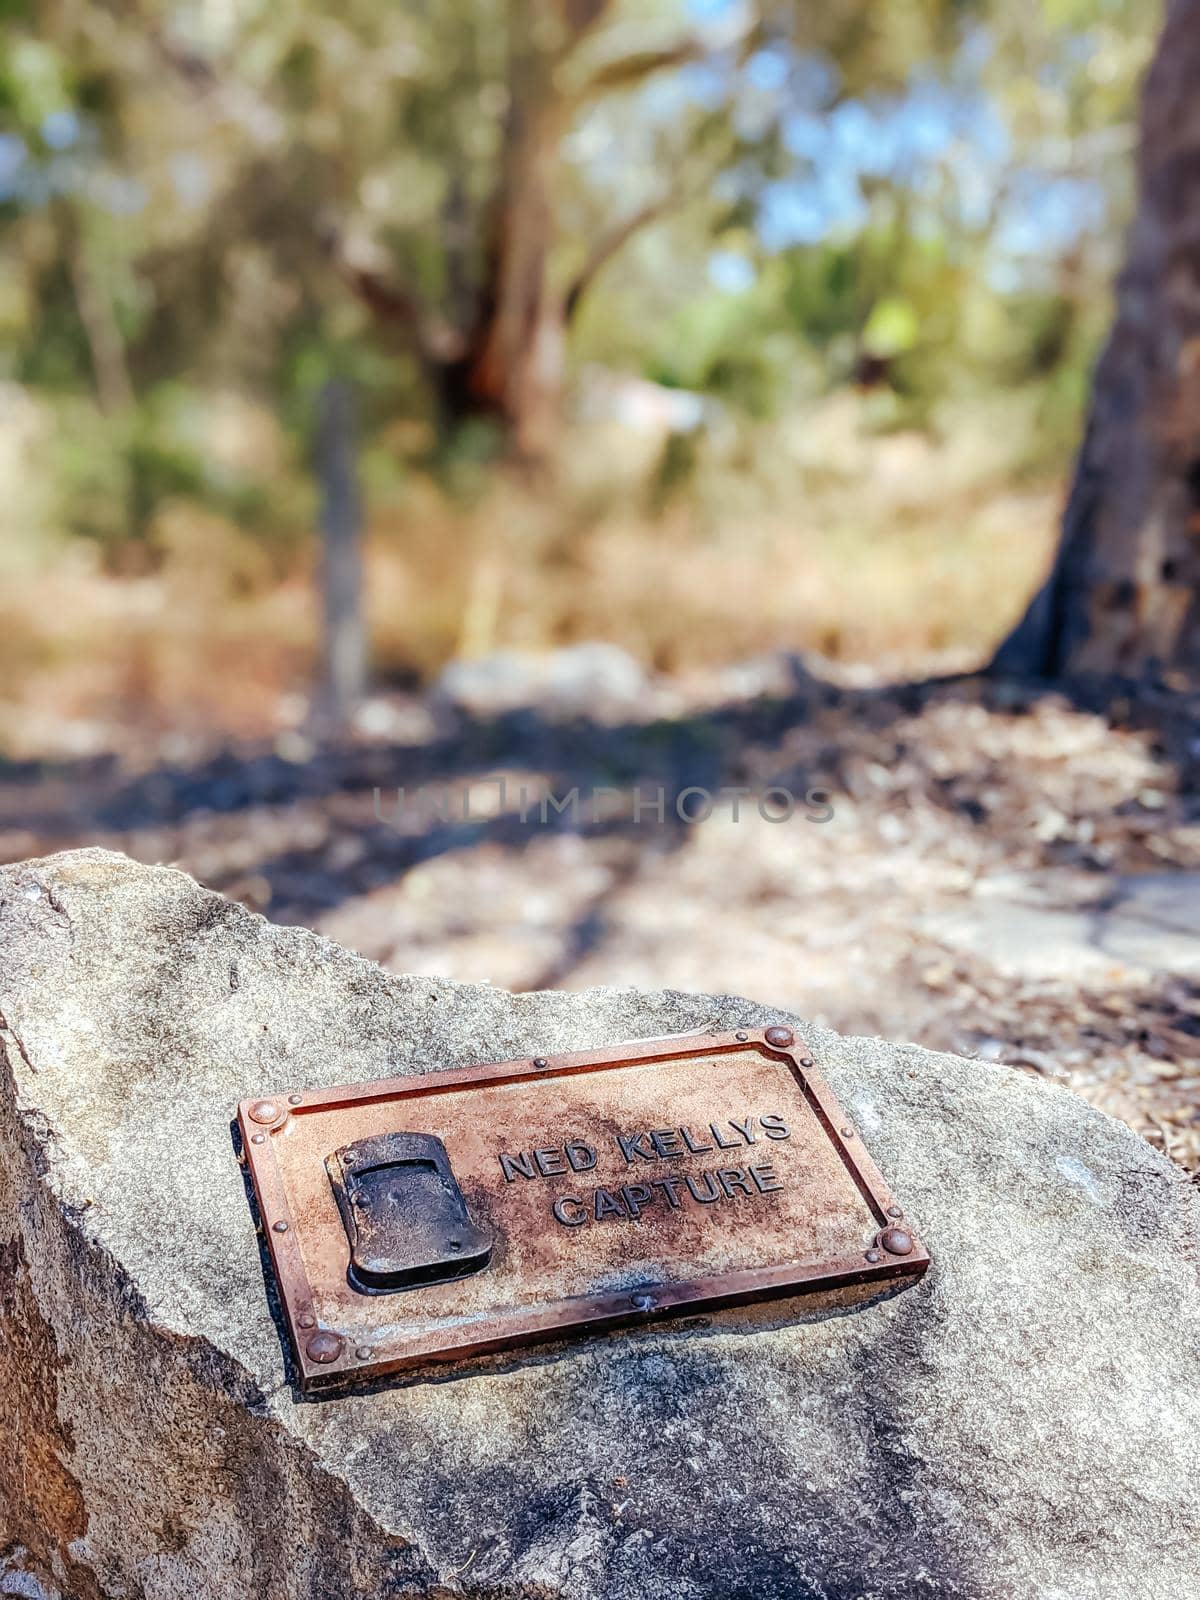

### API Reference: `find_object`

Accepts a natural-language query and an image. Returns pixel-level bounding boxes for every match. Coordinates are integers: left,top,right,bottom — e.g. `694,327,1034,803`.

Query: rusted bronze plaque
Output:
238,1027,929,1391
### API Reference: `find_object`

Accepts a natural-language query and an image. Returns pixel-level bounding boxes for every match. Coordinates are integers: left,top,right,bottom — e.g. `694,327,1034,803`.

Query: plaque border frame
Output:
237,1027,931,1391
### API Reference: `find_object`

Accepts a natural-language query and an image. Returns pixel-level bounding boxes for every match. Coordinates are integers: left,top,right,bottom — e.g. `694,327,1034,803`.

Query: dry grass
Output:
0,390,1061,757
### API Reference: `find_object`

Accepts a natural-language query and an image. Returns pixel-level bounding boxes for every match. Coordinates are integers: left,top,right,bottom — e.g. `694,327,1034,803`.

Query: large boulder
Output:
1,848,1198,1600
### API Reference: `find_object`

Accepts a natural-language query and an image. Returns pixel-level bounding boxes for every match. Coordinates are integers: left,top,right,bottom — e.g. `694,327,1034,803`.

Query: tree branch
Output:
564,194,678,322
319,222,466,367
573,38,706,100
552,0,615,60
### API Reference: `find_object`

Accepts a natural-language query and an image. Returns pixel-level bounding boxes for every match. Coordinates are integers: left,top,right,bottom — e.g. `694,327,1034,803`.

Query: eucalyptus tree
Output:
7,0,748,458
996,0,1200,685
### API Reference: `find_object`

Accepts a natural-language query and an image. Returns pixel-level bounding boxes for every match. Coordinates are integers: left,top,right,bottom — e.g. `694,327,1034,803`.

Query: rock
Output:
0,1550,60,1600
922,870,1200,981
433,645,648,720
1,848,1199,1600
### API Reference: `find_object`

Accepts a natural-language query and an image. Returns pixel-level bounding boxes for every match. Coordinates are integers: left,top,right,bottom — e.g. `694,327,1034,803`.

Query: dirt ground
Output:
3,663,1199,1172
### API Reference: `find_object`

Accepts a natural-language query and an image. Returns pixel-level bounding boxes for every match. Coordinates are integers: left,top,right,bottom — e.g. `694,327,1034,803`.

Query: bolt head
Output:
355,1346,373,1361
630,1292,654,1312
250,1133,266,1145
272,1220,289,1234
533,1057,549,1069
298,1314,316,1330
880,1226,914,1257
887,1205,903,1219
864,1249,882,1263
841,1127,855,1140
249,1100,281,1125
764,1026,794,1048
288,1093,303,1106
306,1332,343,1364
735,1030,748,1042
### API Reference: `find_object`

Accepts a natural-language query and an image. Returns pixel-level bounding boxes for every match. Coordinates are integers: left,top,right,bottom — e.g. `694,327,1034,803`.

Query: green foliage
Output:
42,387,293,566
861,296,920,359
0,0,1161,546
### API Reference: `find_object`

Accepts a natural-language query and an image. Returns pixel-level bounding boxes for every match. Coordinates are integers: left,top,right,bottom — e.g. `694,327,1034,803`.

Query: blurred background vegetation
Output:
1,0,1159,755
10,1,1200,1174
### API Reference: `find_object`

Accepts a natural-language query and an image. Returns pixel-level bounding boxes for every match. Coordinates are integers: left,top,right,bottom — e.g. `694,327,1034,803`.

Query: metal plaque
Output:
238,1027,930,1391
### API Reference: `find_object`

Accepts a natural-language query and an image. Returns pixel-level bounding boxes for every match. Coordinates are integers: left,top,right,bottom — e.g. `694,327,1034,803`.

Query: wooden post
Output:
314,378,366,728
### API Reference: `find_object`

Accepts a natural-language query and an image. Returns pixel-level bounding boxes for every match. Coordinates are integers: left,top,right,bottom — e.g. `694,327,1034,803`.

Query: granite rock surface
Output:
1,848,1198,1600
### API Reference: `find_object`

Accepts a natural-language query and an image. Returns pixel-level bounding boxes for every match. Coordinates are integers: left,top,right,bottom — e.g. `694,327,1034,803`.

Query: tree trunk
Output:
460,42,569,460
994,0,1200,685
325,1,701,463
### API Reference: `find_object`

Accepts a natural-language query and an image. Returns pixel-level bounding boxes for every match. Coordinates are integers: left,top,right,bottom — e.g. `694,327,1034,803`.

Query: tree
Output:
994,0,1200,685
9,0,1155,498
325,0,731,458
10,0,734,464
